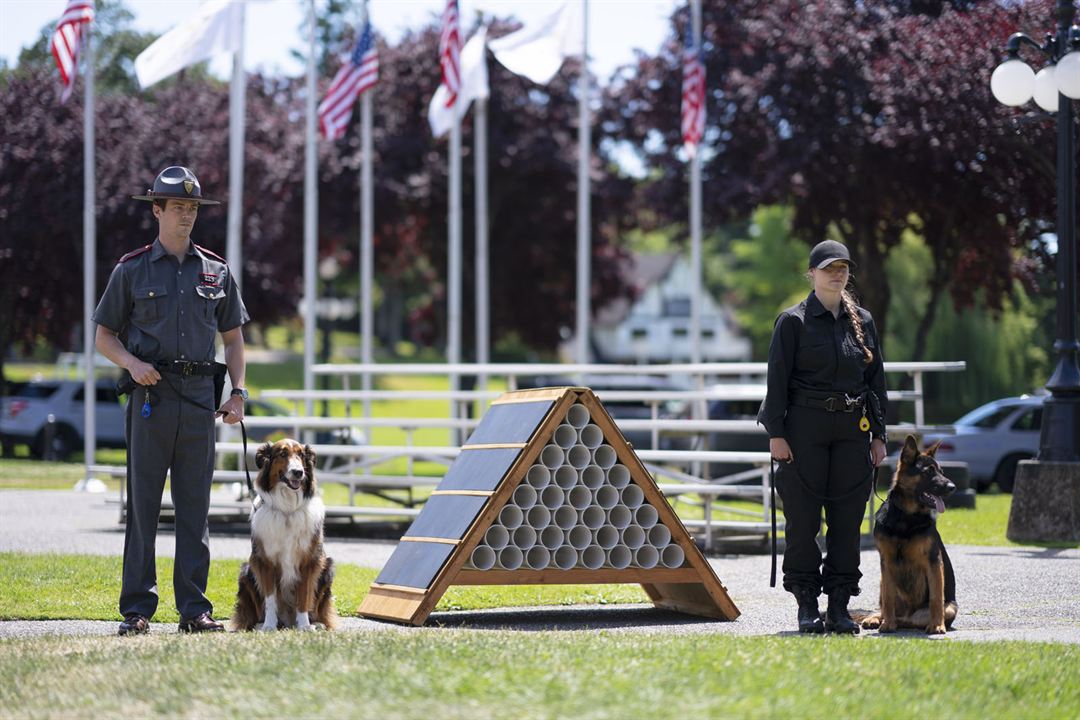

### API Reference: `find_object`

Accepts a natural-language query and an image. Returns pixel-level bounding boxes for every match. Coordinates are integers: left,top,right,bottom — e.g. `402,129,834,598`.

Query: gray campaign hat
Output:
132,166,220,205
808,240,857,270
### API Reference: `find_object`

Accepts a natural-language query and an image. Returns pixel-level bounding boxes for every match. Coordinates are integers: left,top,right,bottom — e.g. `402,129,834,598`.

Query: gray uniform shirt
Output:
93,238,249,363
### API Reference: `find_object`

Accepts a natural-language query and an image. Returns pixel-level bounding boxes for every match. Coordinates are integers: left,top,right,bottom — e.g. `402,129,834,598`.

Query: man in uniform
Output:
94,166,250,635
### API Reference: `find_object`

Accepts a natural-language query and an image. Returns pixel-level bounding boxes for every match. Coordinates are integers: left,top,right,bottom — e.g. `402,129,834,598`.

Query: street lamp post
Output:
990,0,1080,541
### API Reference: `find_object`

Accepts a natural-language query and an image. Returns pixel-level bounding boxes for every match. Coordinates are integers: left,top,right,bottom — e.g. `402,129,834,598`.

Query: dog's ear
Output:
303,444,317,471
255,443,273,470
901,435,919,466
926,440,942,457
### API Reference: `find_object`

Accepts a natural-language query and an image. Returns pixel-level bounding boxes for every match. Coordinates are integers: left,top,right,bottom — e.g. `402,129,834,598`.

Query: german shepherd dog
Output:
229,439,338,631
860,435,958,635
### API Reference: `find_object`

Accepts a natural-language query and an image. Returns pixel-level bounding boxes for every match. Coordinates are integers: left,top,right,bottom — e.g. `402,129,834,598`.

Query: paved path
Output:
2,490,1078,643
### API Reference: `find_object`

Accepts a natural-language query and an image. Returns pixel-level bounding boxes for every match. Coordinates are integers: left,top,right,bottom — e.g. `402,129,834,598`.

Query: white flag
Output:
134,0,244,89
429,26,489,138
487,2,582,85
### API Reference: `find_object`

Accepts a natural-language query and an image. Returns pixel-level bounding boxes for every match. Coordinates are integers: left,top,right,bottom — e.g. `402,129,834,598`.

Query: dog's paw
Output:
861,614,882,630
925,623,946,635
258,622,277,632
878,620,898,634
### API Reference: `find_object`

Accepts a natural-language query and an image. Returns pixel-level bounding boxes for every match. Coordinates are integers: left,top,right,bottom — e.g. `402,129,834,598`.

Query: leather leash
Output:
769,450,877,589
147,375,255,499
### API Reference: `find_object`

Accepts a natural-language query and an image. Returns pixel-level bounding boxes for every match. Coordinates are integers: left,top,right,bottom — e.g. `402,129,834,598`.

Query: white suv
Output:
1,379,127,460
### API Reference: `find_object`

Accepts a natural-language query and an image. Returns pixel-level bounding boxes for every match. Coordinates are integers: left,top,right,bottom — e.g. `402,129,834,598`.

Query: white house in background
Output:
588,251,752,363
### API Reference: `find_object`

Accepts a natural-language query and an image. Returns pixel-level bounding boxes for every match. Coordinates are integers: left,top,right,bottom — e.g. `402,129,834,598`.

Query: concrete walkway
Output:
2,489,1078,643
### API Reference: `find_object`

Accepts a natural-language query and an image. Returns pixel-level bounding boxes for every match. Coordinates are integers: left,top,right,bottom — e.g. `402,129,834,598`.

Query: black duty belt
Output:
789,390,865,413
155,359,226,377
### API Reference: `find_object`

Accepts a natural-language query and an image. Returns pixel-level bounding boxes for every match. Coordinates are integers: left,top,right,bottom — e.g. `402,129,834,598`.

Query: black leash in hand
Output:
144,375,255,500
768,451,877,589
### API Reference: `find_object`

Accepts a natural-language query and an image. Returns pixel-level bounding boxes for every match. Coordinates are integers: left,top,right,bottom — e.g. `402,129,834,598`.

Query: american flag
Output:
681,26,705,154
51,0,95,102
318,20,380,140
439,0,462,108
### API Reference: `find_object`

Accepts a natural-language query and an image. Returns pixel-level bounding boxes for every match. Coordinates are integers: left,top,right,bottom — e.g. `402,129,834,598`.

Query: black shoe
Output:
824,589,860,634
792,587,824,634
178,612,225,633
118,614,150,636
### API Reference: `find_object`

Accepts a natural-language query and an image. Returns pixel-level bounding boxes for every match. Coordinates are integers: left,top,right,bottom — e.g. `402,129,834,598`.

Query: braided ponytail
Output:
841,289,873,364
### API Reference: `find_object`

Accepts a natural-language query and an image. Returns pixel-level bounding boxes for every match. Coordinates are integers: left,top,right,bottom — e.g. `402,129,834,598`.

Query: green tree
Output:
718,206,811,359
885,233,1051,422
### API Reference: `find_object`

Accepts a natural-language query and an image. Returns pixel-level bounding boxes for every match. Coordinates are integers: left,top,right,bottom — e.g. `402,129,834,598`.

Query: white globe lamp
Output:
991,58,1036,106
1055,50,1080,99
1034,65,1060,112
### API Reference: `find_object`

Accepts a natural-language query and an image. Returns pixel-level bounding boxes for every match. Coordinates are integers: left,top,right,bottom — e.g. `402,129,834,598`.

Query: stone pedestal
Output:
1006,461,1080,542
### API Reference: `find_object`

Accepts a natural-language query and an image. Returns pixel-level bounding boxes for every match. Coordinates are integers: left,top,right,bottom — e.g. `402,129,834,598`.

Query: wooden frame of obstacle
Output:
358,387,740,626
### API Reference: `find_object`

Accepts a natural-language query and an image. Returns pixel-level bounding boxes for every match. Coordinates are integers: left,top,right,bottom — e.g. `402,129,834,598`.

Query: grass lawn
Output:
0,553,649,623
0,631,1076,719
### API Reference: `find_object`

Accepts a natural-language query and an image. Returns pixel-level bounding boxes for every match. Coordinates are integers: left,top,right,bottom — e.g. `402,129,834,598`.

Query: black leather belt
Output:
790,390,865,413
156,359,225,377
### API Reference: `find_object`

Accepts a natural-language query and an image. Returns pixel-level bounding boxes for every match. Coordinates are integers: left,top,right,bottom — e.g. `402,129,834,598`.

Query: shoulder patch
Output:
118,244,153,263
194,243,227,264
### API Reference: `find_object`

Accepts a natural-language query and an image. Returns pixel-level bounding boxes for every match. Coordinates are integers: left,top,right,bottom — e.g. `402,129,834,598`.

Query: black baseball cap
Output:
808,240,856,270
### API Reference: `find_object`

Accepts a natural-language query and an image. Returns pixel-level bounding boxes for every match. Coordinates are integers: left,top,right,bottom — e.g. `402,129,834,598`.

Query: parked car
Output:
1,378,126,460
922,394,1045,492
518,374,692,450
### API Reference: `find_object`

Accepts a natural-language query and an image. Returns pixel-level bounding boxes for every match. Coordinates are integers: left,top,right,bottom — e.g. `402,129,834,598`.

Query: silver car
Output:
1,379,127,460
924,395,1044,492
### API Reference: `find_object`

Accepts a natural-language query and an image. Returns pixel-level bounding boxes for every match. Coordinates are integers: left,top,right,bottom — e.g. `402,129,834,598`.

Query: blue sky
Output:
0,0,681,84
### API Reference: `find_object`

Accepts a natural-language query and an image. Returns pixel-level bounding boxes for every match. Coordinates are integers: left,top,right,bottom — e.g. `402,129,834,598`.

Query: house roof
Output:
594,252,680,326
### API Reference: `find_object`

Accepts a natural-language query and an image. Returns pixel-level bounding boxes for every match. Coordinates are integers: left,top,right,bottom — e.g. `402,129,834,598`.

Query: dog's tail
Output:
316,557,339,631
228,562,262,632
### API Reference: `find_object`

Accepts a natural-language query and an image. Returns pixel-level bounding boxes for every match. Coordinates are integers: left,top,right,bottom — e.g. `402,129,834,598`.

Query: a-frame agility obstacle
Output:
358,387,740,626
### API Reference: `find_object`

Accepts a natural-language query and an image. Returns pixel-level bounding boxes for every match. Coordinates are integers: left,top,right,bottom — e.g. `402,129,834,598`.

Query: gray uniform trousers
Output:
120,374,216,620
776,404,874,596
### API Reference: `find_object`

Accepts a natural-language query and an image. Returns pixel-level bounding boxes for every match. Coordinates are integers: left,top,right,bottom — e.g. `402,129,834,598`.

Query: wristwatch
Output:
230,387,249,400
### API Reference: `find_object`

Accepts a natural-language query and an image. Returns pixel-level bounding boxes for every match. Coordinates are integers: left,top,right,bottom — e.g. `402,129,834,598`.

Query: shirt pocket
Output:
195,284,225,324
132,285,167,324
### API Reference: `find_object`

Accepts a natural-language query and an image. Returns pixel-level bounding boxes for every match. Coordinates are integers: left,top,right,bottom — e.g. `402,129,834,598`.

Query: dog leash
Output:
768,450,877,589
144,375,255,499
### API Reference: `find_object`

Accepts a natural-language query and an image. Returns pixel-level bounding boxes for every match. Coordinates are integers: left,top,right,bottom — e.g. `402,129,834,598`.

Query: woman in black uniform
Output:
757,240,887,634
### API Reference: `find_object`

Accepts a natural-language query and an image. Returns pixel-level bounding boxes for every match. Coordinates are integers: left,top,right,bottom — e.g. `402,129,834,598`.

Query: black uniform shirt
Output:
93,238,249,364
756,291,887,441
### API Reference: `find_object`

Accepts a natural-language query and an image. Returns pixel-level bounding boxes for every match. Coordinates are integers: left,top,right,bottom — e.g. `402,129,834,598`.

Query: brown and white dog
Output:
229,439,338,631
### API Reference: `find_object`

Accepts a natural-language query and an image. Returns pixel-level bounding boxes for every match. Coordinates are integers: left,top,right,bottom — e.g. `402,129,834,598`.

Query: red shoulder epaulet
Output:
118,244,153,263
194,243,227,264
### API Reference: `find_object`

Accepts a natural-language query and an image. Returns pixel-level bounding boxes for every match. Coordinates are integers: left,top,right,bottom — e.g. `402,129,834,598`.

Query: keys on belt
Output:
822,394,864,413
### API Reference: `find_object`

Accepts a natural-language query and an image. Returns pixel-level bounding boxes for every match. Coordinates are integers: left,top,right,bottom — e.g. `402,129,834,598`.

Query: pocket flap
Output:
134,285,167,300
195,284,225,300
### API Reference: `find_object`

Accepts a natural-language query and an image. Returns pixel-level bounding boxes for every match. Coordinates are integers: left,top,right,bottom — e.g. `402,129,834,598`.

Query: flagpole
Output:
475,93,489,400
360,32,374,422
303,0,317,418
82,20,96,484
226,3,246,294
449,105,462,440
575,0,591,365
689,0,702,365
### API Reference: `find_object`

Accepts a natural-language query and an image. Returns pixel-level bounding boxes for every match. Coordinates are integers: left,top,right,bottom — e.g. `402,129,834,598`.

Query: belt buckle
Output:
180,361,196,377
823,397,837,412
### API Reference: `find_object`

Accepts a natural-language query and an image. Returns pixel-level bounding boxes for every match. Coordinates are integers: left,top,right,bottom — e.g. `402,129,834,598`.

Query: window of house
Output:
662,297,691,317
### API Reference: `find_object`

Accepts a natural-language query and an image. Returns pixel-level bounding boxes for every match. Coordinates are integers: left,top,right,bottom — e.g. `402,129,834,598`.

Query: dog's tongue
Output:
934,496,945,513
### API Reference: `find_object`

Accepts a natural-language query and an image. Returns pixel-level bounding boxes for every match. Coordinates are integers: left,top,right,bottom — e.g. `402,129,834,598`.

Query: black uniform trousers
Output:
120,374,216,620
776,404,874,595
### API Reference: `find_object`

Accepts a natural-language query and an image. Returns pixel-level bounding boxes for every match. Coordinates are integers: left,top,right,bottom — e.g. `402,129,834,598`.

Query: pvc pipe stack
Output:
462,404,689,571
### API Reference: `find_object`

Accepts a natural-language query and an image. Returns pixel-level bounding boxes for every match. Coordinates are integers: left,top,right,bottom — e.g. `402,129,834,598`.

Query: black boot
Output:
792,587,824,634
824,589,860,634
